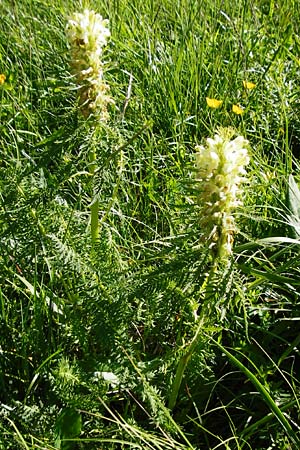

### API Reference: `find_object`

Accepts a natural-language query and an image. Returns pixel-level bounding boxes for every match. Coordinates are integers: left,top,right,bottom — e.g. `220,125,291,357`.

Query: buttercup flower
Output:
195,128,249,260
66,9,113,120
206,97,223,109
243,80,256,90
232,104,244,115
0,74,6,84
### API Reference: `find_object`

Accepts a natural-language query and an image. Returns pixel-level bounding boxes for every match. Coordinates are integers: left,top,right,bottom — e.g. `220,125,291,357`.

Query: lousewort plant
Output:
66,10,114,244
66,9,113,120
195,128,249,261
168,128,250,410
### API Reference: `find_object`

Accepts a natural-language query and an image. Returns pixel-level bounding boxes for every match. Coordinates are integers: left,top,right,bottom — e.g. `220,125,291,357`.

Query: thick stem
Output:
168,320,203,411
89,146,99,245
168,351,192,410
168,263,218,411
168,317,204,410
90,196,99,243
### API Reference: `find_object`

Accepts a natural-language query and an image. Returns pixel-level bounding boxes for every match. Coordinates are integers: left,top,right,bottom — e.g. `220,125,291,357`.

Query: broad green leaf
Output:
54,408,82,450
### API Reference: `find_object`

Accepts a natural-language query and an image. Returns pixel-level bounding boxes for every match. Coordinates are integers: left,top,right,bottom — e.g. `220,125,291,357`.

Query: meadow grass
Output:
1,0,300,448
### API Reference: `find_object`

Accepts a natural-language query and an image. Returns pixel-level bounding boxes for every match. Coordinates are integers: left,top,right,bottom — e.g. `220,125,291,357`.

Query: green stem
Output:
89,146,99,245
168,318,204,410
168,264,218,411
90,197,99,243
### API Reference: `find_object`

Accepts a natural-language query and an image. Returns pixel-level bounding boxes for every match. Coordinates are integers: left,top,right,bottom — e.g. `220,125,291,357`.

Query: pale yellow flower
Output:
0,74,6,84
243,80,256,90
195,128,249,259
206,97,223,109
66,9,113,120
232,104,244,115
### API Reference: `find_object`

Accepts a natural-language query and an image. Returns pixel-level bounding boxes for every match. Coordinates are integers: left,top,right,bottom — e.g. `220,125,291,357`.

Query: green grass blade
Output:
210,337,300,446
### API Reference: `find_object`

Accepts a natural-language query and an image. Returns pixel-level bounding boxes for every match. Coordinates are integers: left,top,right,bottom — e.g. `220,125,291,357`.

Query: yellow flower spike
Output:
0,74,6,84
66,10,113,120
243,80,256,90
195,127,249,260
232,104,244,115
206,97,223,109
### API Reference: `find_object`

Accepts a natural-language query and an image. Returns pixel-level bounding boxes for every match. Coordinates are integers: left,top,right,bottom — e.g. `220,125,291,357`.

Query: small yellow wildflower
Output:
0,74,6,84
243,80,256,90
232,104,244,115
206,97,223,109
